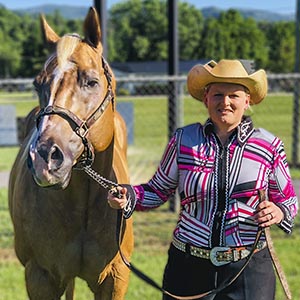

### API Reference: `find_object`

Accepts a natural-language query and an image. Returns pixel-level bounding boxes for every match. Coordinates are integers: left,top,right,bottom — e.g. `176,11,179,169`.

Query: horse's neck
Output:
92,137,116,181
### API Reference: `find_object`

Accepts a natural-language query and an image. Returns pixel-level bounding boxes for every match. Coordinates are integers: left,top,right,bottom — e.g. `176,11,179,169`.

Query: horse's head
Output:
28,7,116,189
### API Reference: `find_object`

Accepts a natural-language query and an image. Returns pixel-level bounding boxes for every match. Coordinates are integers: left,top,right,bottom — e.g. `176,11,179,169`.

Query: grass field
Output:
0,91,300,299
0,187,300,300
0,91,300,179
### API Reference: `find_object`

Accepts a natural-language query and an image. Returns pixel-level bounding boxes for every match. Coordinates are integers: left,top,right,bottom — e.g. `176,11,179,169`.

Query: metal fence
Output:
0,74,299,187
114,74,300,186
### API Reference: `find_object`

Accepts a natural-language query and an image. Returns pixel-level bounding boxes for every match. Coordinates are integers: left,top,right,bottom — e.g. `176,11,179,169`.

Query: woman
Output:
108,59,298,300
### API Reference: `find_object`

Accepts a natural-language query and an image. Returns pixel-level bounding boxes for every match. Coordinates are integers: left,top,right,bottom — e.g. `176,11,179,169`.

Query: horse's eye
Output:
86,79,99,88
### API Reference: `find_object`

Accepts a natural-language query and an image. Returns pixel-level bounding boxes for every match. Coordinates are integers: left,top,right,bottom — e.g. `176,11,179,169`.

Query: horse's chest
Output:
24,200,117,273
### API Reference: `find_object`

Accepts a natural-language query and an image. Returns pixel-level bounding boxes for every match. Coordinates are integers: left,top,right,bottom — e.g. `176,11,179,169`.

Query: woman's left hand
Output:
254,200,284,227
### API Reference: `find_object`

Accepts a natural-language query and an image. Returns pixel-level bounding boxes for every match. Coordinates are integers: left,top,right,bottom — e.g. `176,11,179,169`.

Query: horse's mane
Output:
56,34,81,71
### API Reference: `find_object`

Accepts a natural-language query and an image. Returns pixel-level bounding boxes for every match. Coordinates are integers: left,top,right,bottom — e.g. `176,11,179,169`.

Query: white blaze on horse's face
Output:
38,42,78,134
28,33,115,189
48,50,77,107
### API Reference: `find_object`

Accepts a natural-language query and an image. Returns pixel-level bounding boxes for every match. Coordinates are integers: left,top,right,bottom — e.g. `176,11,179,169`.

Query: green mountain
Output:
201,6,294,22
12,5,89,19
3,4,294,22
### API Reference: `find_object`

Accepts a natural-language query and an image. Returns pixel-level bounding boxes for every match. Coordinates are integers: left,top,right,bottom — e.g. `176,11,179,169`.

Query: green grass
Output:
0,187,299,299
0,147,19,171
0,92,38,117
1,91,299,178
0,190,14,249
0,91,299,298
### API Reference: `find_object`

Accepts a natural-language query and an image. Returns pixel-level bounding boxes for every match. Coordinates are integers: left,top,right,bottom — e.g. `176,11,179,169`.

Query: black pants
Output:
162,244,276,300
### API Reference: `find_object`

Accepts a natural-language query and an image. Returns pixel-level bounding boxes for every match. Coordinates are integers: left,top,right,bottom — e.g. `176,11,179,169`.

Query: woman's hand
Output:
107,186,128,209
254,200,284,227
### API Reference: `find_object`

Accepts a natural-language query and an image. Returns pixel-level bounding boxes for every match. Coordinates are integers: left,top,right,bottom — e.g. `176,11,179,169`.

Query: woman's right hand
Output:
107,186,128,209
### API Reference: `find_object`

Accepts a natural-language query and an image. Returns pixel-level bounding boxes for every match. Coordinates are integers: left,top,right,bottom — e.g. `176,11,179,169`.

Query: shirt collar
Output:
203,116,254,145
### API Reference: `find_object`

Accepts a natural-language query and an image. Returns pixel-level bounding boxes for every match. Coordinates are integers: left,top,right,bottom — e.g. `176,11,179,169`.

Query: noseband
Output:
35,57,114,168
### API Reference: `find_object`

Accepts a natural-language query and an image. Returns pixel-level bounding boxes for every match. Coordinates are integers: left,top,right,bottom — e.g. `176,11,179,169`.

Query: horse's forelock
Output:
56,34,81,71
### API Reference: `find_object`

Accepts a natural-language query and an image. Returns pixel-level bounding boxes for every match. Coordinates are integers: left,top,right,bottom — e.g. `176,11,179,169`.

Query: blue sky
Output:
0,0,296,15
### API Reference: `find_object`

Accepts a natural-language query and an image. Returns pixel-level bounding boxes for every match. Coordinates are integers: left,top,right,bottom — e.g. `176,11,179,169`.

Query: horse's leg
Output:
94,261,130,300
25,260,63,300
65,279,75,300
94,275,114,300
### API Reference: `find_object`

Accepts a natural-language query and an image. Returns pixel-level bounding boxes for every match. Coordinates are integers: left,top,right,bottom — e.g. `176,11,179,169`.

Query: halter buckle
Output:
76,123,89,138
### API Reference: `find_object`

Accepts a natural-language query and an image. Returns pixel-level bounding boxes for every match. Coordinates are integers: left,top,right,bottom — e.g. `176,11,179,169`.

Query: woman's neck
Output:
215,127,236,145
212,121,240,146
217,132,231,145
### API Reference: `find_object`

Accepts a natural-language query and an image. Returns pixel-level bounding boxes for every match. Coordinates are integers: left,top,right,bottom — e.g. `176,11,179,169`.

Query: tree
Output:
109,0,168,62
264,21,295,73
0,7,23,77
200,10,268,68
178,2,204,60
109,0,206,62
200,18,225,60
236,18,268,68
0,3,298,76
19,16,46,77
19,12,83,77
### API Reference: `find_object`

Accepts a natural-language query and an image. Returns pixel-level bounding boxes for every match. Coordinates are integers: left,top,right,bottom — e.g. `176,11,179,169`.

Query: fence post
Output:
168,0,179,212
292,0,300,167
167,0,179,140
292,80,300,167
94,0,107,58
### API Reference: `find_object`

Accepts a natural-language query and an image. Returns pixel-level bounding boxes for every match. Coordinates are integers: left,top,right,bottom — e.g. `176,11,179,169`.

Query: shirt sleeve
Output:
268,138,298,234
133,132,180,211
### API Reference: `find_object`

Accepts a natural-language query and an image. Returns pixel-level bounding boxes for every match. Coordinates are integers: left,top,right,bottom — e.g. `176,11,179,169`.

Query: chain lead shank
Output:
83,165,119,190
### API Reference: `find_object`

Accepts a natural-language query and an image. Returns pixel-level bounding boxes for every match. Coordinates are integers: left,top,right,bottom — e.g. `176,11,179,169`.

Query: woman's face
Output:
204,83,250,133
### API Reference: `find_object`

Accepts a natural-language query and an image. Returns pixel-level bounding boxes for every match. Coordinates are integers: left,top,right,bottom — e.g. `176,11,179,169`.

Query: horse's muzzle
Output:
27,139,72,189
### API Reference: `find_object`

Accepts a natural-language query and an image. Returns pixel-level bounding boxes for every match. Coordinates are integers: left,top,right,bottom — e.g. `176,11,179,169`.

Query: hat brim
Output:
187,64,267,105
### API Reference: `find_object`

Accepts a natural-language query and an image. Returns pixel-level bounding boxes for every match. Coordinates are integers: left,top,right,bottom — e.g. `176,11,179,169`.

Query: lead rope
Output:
258,190,292,300
116,208,263,300
83,164,266,300
83,165,119,190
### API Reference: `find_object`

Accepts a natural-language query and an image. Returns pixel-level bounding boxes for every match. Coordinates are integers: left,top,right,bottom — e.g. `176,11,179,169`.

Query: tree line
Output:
0,0,296,78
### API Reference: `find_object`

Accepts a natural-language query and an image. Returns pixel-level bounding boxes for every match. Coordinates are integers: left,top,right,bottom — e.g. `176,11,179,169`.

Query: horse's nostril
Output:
36,143,64,170
49,145,64,169
38,144,50,163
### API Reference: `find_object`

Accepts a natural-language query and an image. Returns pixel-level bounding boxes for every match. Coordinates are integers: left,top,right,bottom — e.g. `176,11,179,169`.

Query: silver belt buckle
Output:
210,246,230,266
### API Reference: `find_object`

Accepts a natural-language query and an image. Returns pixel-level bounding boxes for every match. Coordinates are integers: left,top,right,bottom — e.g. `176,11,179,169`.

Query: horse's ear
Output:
83,7,101,48
40,14,60,47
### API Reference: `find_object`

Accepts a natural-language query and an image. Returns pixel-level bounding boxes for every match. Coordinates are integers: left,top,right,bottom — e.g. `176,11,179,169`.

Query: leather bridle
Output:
35,57,114,168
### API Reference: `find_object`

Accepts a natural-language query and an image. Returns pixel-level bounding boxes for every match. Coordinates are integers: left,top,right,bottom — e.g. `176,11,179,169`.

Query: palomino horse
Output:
8,7,133,300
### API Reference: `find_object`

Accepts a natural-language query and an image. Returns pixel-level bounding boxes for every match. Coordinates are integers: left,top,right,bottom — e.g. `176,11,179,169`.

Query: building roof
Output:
111,59,208,75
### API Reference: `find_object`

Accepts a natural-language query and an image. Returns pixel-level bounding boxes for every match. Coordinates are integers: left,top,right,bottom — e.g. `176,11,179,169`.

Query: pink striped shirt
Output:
133,117,298,248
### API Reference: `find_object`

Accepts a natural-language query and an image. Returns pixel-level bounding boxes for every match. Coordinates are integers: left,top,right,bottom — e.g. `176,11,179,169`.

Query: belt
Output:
172,236,267,266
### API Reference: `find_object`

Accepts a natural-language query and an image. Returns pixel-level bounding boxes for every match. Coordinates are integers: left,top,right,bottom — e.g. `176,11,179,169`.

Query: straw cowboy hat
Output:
187,59,268,105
